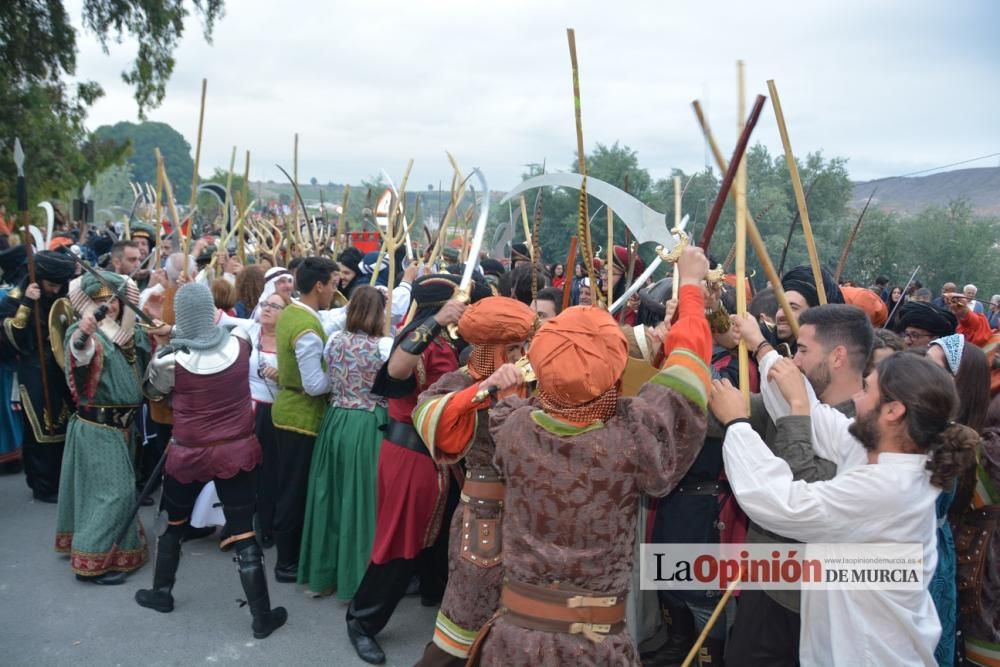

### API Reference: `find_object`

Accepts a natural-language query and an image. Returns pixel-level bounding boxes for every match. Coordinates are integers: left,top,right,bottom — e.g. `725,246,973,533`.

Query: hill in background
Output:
851,166,1000,215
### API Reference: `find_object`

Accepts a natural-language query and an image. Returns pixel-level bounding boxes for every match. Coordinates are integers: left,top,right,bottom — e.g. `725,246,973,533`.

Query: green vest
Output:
273,302,327,436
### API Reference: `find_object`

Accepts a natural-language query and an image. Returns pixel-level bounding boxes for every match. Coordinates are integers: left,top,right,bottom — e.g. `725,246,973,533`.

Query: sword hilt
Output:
446,287,471,340
73,303,109,351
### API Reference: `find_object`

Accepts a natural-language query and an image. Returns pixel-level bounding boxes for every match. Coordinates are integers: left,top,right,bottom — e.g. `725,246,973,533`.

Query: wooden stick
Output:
156,148,187,279
335,185,350,255
606,205,614,308
239,150,250,265
567,28,598,305
735,61,750,406
188,78,207,213
692,100,799,337
681,572,741,667
561,236,578,311
767,79,826,304
672,175,682,301
153,156,165,270
833,187,877,283
698,95,766,254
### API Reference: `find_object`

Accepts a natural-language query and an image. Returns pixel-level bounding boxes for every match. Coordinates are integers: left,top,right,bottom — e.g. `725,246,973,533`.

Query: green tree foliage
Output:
93,121,195,203
0,1,222,216
92,162,136,218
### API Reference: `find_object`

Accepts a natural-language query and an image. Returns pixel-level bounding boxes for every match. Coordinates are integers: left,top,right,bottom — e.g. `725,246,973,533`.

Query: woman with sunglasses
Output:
298,285,393,599
242,291,290,548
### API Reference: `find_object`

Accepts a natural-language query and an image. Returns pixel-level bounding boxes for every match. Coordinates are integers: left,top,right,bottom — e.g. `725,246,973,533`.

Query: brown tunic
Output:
479,382,707,666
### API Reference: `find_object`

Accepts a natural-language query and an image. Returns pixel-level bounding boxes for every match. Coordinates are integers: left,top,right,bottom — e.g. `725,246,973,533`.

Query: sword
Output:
610,215,690,314
71,268,136,351
447,168,490,338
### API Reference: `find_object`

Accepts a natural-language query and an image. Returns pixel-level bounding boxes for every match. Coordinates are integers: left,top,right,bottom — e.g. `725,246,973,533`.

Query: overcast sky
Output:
70,0,1000,192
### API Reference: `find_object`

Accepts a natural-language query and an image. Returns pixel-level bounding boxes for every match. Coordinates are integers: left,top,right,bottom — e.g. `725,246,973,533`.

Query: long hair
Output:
876,353,979,488
954,344,990,433
211,278,236,311
235,264,266,312
345,285,385,338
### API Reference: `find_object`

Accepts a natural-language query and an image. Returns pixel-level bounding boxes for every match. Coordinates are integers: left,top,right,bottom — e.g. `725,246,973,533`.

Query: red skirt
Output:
369,440,450,564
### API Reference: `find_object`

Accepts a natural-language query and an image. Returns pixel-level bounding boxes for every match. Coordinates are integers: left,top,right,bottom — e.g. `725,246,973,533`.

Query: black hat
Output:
781,265,844,308
33,249,77,284
0,245,27,285
897,301,957,338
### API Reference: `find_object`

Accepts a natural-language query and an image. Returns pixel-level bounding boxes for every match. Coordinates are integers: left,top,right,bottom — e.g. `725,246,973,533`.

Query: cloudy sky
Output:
70,0,1000,191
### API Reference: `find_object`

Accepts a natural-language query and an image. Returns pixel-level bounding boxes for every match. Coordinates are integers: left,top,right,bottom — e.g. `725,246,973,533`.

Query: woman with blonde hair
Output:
298,286,392,598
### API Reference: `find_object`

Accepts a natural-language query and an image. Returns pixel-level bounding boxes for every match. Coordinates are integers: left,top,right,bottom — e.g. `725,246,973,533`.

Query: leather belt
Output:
77,405,138,429
381,419,429,456
500,578,627,642
675,481,731,496
462,479,505,505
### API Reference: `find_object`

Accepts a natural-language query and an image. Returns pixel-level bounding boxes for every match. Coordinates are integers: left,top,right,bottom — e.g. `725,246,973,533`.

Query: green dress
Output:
55,324,148,577
298,331,388,598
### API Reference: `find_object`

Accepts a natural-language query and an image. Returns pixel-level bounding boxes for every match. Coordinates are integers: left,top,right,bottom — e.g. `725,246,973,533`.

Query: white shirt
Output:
316,282,413,337
241,321,278,403
289,301,329,397
724,350,942,666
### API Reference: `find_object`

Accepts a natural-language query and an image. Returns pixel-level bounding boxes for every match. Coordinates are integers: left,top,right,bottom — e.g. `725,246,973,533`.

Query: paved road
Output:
0,471,434,666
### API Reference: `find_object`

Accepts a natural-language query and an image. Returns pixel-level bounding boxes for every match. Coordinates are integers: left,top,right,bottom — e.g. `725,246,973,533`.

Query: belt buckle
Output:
567,595,617,608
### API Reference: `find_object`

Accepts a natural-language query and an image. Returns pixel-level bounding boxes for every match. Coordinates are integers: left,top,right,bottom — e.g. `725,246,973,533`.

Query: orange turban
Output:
528,305,628,406
841,286,888,327
458,296,536,345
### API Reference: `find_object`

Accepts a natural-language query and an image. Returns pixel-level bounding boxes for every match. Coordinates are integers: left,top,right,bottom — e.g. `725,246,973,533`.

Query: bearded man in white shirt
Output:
710,350,978,666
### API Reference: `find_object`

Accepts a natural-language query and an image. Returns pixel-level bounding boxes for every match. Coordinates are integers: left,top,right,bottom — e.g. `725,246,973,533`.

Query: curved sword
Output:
501,172,678,251
609,214,689,314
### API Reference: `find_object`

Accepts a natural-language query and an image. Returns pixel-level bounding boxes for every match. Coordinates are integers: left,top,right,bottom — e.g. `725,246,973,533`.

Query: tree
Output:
93,121,195,203
310,177,318,186
0,1,223,215
92,162,136,218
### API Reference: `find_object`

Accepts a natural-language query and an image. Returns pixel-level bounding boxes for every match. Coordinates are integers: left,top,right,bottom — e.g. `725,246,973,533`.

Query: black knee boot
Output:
234,538,288,639
135,530,183,613
646,594,696,667
272,529,299,583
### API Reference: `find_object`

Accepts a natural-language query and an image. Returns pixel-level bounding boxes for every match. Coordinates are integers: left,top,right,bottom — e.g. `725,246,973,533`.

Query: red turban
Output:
528,305,628,406
841,286,888,327
612,245,645,278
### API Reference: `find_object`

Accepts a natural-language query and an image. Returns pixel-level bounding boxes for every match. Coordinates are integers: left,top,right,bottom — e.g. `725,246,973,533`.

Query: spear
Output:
833,187,877,283
567,28,599,305
735,61,750,406
13,139,54,433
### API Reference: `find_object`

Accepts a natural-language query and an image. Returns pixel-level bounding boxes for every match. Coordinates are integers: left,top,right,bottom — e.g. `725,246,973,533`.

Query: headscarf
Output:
251,266,294,321
612,245,645,278
172,283,228,351
897,301,957,338
781,265,844,307
841,286,888,327
459,296,536,379
359,251,390,287
929,334,965,376
528,305,627,423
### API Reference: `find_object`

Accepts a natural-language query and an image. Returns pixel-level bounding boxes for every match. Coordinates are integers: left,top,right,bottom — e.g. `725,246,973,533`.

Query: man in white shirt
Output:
710,349,978,666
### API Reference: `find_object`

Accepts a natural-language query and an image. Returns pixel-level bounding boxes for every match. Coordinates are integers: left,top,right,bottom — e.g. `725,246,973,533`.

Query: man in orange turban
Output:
464,247,714,666
411,296,537,666
841,285,888,327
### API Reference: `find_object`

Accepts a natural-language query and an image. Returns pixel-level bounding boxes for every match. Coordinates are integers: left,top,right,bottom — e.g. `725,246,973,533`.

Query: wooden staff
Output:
778,176,820,276
735,61,750,405
426,153,468,269
518,195,533,259
561,236,578,311
698,95,766,254
767,79,826,304
833,187,877,283
567,28,598,305
681,571,742,667
606,205,614,308
156,148,187,279
153,154,165,270
239,150,250,265
692,100,799,337
184,79,207,263
672,175,682,301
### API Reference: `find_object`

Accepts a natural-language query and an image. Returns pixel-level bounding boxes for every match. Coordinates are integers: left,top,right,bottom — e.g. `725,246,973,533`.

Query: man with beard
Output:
0,250,77,502
767,265,844,356
707,304,872,667
709,351,978,665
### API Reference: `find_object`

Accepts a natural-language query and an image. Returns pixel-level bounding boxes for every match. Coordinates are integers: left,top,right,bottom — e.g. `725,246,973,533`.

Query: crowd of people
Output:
0,215,998,667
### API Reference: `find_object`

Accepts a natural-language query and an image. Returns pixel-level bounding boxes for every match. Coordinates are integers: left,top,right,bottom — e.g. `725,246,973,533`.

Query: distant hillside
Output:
851,166,1000,215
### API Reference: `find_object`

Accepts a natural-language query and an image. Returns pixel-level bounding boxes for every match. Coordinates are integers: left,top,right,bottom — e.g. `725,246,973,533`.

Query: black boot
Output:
235,538,288,639
272,529,298,583
135,531,182,613
644,595,696,667
347,618,386,665
695,637,724,667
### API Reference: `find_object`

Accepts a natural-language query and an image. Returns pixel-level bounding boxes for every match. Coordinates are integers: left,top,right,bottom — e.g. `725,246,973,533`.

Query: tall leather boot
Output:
135,530,183,613
272,529,298,583
234,538,288,639
696,637,725,667
644,595,696,667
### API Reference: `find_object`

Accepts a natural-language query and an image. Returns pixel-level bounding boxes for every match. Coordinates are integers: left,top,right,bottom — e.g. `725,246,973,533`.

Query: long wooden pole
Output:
606,205,614,308
153,154,165,270
561,236,578,311
335,185,350,255
698,95,766,254
672,175,682,301
735,61,750,406
833,187,877,283
681,572,742,667
567,28,598,305
692,100,799,337
767,79,826,304
239,150,250,265
184,79,207,269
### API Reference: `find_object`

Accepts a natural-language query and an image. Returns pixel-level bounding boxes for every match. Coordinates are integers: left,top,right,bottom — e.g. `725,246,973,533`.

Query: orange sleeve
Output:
663,284,712,365
413,382,482,458
958,311,992,347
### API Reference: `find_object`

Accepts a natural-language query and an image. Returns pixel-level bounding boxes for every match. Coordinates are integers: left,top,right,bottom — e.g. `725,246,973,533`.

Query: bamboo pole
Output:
156,148,187,279
735,61,750,406
153,155,164,270
184,78,207,264
681,572,742,667
239,150,250,264
692,100,800,337
606,205,614,308
335,185,350,255
767,79,826,304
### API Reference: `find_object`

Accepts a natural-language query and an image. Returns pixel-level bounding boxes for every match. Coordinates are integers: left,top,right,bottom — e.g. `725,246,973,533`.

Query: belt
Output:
675,481,731,496
77,405,138,429
462,478,505,505
500,578,627,642
381,419,429,456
